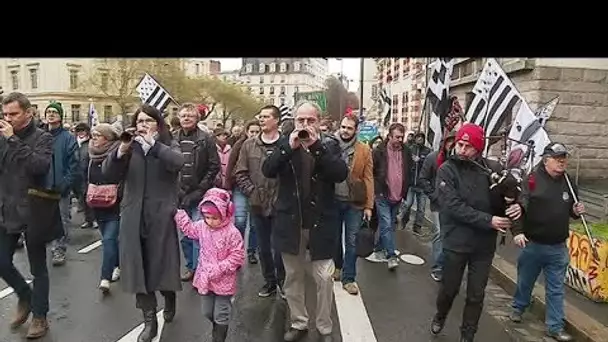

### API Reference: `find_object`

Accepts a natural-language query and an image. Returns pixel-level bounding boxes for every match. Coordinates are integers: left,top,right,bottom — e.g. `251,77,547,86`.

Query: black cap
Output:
542,142,568,157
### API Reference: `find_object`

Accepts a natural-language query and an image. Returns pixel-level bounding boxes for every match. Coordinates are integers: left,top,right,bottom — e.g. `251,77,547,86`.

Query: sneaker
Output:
92,221,99,229
546,330,573,341
366,250,387,263
387,257,399,270
99,279,110,294
248,252,258,265
509,310,522,323
51,249,66,266
80,222,94,229
430,316,445,335
111,268,121,282
277,284,287,300
332,268,341,281
412,225,422,236
343,282,359,295
430,271,442,282
16,234,25,249
258,282,277,298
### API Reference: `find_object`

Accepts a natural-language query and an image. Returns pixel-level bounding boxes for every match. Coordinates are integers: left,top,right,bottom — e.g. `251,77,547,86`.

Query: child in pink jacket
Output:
174,187,244,342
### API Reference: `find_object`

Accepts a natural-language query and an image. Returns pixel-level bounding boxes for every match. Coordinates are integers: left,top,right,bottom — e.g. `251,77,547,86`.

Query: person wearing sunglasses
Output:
508,142,584,342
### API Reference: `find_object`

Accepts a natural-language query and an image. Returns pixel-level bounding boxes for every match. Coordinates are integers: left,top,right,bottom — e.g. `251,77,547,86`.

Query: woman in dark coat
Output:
102,104,184,342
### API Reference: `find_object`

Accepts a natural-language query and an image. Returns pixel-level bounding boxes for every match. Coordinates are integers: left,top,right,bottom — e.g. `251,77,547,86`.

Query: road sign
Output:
294,91,327,113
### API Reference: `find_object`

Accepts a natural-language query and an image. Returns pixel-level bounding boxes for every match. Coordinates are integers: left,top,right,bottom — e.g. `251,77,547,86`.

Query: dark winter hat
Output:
45,101,64,121
542,142,569,158
74,122,91,133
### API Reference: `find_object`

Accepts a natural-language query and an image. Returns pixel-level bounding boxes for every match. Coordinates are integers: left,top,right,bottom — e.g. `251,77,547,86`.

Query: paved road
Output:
0,211,516,342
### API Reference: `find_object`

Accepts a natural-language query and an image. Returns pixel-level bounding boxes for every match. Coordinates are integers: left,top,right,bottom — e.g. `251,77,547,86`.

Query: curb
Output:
489,254,608,342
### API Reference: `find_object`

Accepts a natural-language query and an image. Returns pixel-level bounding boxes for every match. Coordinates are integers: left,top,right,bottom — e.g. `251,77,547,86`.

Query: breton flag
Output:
89,102,99,127
465,58,522,140
379,87,392,128
278,104,292,123
136,73,174,113
507,97,559,171
426,58,454,149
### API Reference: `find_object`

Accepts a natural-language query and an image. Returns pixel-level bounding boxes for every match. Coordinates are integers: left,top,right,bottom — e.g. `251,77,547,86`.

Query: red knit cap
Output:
456,123,485,153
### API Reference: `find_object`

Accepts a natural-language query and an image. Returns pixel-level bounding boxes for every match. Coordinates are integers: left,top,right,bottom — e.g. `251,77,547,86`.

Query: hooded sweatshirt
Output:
174,188,245,296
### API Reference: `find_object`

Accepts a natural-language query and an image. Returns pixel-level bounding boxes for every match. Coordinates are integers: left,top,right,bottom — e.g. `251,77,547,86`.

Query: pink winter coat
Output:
174,188,245,296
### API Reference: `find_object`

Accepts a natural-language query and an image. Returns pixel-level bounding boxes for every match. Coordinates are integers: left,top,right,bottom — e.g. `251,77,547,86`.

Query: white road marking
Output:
116,310,165,342
0,280,33,300
78,240,102,254
333,282,377,342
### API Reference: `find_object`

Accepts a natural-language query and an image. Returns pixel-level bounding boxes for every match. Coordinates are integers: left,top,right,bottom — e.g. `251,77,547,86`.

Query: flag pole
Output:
419,57,430,136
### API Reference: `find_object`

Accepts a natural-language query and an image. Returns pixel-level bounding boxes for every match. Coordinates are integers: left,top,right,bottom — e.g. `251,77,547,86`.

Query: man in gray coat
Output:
0,92,57,339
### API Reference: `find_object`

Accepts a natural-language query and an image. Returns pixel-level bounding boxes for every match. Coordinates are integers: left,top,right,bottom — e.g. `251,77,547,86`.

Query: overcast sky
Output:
216,58,361,91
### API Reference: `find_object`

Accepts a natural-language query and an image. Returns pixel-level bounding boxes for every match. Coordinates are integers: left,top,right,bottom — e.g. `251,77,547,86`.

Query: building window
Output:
71,104,81,122
280,86,286,95
294,62,301,72
10,70,19,90
280,63,287,72
245,64,253,73
259,87,264,95
247,86,252,93
259,63,265,73
280,97,286,105
195,63,201,75
267,97,275,105
280,75,286,83
29,69,38,89
259,76,264,84
371,84,378,99
270,63,276,72
101,72,109,91
69,70,79,90
245,77,250,83
104,105,113,119
294,86,299,93
269,86,275,95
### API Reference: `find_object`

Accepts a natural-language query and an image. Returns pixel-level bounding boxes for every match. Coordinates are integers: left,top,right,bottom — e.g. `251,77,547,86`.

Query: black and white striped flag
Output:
379,88,392,128
426,58,454,149
465,58,522,139
136,73,174,113
278,104,292,122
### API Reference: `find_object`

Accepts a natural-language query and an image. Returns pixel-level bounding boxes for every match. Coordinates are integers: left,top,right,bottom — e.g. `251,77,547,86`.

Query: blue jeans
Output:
374,196,399,258
333,201,363,284
430,211,443,273
512,242,570,333
99,219,120,281
51,195,71,252
233,188,257,253
179,205,202,272
401,187,427,226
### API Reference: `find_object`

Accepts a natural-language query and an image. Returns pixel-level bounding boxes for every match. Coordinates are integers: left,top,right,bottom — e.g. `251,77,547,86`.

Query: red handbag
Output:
85,161,119,208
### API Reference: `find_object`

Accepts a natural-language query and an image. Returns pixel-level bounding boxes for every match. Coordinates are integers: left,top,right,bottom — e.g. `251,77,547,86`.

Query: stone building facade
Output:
449,58,608,181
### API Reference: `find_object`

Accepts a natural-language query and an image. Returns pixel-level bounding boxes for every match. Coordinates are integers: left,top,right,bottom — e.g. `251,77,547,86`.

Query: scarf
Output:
336,133,357,166
89,140,120,162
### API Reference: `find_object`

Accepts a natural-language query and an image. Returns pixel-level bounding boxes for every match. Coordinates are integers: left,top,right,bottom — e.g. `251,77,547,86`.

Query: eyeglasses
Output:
136,118,156,125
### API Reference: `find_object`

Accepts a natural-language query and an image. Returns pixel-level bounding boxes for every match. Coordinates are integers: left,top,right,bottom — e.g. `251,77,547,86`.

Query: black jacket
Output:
436,155,507,254
409,143,431,187
262,134,348,260
418,150,440,211
512,165,579,245
174,128,220,207
0,120,62,244
372,141,414,199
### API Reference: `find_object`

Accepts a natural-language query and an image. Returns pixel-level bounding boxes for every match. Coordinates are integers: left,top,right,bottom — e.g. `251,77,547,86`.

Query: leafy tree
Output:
87,58,150,122
196,77,265,126
346,92,360,110
324,76,349,122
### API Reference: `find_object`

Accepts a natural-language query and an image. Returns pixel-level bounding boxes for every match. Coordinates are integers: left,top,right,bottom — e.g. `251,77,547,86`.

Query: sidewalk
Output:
410,206,608,342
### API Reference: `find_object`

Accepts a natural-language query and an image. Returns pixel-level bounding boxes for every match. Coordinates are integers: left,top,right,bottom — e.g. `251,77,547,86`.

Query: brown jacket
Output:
225,135,247,190
350,141,374,210
234,135,280,217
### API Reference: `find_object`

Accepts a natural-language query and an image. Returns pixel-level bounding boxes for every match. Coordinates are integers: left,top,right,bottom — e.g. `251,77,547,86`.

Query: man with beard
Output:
262,102,348,342
399,132,431,234
235,105,286,298
430,123,521,342
0,92,58,339
332,115,373,295
174,103,220,282
418,130,456,282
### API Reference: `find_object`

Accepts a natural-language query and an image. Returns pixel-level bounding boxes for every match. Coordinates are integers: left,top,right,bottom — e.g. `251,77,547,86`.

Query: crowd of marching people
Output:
0,90,584,342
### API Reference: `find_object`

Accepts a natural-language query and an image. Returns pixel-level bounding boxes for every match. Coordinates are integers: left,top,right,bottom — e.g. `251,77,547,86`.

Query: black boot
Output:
163,292,176,323
212,323,229,342
137,308,158,342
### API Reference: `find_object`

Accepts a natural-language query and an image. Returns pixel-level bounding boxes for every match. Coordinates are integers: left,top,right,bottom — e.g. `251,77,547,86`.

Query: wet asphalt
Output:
0,209,515,342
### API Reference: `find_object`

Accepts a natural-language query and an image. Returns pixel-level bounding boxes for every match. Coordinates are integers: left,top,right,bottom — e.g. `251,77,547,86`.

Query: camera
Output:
297,130,310,140
120,130,135,143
